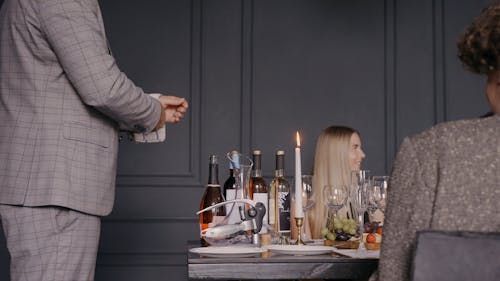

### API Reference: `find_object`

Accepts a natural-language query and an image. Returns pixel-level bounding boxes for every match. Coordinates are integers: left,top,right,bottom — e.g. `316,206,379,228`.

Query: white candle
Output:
295,131,304,218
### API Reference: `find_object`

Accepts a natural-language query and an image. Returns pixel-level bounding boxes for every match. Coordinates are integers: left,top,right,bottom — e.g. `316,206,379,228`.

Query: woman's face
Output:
349,133,365,171
486,71,500,113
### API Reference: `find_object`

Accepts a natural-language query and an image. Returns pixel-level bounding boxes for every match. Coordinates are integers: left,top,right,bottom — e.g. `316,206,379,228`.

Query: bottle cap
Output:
209,155,218,164
231,151,240,169
228,151,238,169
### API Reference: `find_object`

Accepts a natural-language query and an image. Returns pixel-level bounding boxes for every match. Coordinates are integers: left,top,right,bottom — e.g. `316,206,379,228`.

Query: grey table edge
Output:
187,241,378,280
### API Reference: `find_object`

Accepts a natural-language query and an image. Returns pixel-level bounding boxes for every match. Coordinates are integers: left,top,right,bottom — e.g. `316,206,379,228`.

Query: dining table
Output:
187,240,378,280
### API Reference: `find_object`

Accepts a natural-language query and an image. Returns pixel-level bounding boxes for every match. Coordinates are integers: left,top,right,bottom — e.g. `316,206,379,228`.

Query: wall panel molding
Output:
242,0,254,155
433,0,447,123
116,175,202,187
102,217,197,223
385,0,397,172
115,0,203,187
97,253,186,267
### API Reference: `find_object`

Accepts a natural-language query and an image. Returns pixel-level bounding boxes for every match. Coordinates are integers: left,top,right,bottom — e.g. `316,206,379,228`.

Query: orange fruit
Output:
366,233,377,243
376,227,383,235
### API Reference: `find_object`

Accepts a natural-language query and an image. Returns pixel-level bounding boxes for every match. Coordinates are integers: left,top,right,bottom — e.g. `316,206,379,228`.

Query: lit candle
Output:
295,131,304,218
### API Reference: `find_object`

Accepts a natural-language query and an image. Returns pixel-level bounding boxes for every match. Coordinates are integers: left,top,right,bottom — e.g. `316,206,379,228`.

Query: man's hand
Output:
154,95,189,130
159,95,189,123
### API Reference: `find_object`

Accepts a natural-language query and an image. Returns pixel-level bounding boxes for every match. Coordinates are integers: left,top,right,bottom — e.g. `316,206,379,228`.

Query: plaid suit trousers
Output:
0,205,100,281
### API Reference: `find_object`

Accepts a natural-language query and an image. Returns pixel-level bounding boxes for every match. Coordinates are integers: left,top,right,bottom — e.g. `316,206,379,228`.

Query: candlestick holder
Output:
294,217,305,245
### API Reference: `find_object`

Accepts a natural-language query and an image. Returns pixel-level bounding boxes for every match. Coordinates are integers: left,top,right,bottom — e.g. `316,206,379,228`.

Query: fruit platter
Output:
321,218,361,249
363,221,382,250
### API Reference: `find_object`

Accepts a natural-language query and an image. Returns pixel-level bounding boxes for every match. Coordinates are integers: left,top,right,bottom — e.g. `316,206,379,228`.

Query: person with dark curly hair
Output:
457,3,500,115
370,3,500,281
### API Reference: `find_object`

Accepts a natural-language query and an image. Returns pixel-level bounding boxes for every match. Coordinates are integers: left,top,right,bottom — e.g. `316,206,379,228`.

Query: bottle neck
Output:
253,169,263,177
274,153,284,178
208,156,219,185
274,168,284,178
252,153,262,178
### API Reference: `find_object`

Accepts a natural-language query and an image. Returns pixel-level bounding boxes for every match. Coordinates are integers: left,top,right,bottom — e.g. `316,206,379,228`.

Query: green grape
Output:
321,228,329,237
342,225,351,233
346,227,357,235
326,232,336,241
333,221,343,230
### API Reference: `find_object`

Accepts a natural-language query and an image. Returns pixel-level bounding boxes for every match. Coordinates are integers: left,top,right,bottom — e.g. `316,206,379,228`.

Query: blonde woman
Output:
308,126,366,239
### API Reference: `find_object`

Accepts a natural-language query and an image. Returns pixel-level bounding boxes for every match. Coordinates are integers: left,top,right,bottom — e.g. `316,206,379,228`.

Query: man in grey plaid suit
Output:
0,0,189,280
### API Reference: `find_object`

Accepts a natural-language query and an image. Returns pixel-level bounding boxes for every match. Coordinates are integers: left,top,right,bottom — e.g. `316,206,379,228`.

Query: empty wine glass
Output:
367,181,379,215
323,185,348,212
300,175,314,241
350,171,370,214
301,175,315,211
322,185,348,231
372,176,389,213
351,170,370,231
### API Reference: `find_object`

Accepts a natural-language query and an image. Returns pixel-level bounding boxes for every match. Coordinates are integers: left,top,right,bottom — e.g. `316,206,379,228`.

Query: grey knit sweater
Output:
373,114,500,281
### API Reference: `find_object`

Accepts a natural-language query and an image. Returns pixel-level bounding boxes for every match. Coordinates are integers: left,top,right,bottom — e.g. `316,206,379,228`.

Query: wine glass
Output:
372,176,389,213
300,175,314,241
367,180,380,215
350,171,370,214
323,185,348,212
351,170,370,231
322,185,348,231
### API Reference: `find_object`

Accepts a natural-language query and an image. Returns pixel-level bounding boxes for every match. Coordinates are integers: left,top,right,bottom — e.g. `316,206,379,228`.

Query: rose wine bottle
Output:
249,150,268,233
199,155,226,246
269,150,290,239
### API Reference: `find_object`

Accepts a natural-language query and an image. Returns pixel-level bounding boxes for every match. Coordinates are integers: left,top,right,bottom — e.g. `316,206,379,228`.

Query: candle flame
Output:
296,131,301,147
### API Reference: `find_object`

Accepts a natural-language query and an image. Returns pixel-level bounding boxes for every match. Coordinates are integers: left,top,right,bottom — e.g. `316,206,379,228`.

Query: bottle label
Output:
225,189,241,224
225,189,236,201
253,193,268,234
268,199,275,228
277,191,290,233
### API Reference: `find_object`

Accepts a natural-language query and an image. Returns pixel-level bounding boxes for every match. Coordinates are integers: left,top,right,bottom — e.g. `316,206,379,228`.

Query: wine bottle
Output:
199,155,226,246
223,153,236,200
249,150,268,233
269,150,291,239
224,150,241,224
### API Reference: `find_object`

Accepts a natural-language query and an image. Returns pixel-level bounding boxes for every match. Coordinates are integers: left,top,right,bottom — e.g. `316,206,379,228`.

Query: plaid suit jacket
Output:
0,0,161,216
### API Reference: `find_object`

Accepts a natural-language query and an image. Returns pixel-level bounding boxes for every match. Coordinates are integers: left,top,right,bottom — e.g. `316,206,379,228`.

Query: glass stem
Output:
327,209,336,231
358,213,366,250
358,214,364,234
302,210,308,241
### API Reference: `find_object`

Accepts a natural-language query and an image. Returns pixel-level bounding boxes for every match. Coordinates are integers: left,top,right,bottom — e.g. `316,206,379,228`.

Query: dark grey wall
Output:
0,0,492,280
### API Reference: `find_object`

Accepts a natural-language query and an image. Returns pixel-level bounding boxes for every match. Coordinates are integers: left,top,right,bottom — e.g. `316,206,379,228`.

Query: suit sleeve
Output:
37,0,161,133
377,137,436,281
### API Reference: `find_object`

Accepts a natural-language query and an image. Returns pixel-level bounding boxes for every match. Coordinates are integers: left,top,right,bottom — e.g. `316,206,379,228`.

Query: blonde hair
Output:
308,126,359,239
